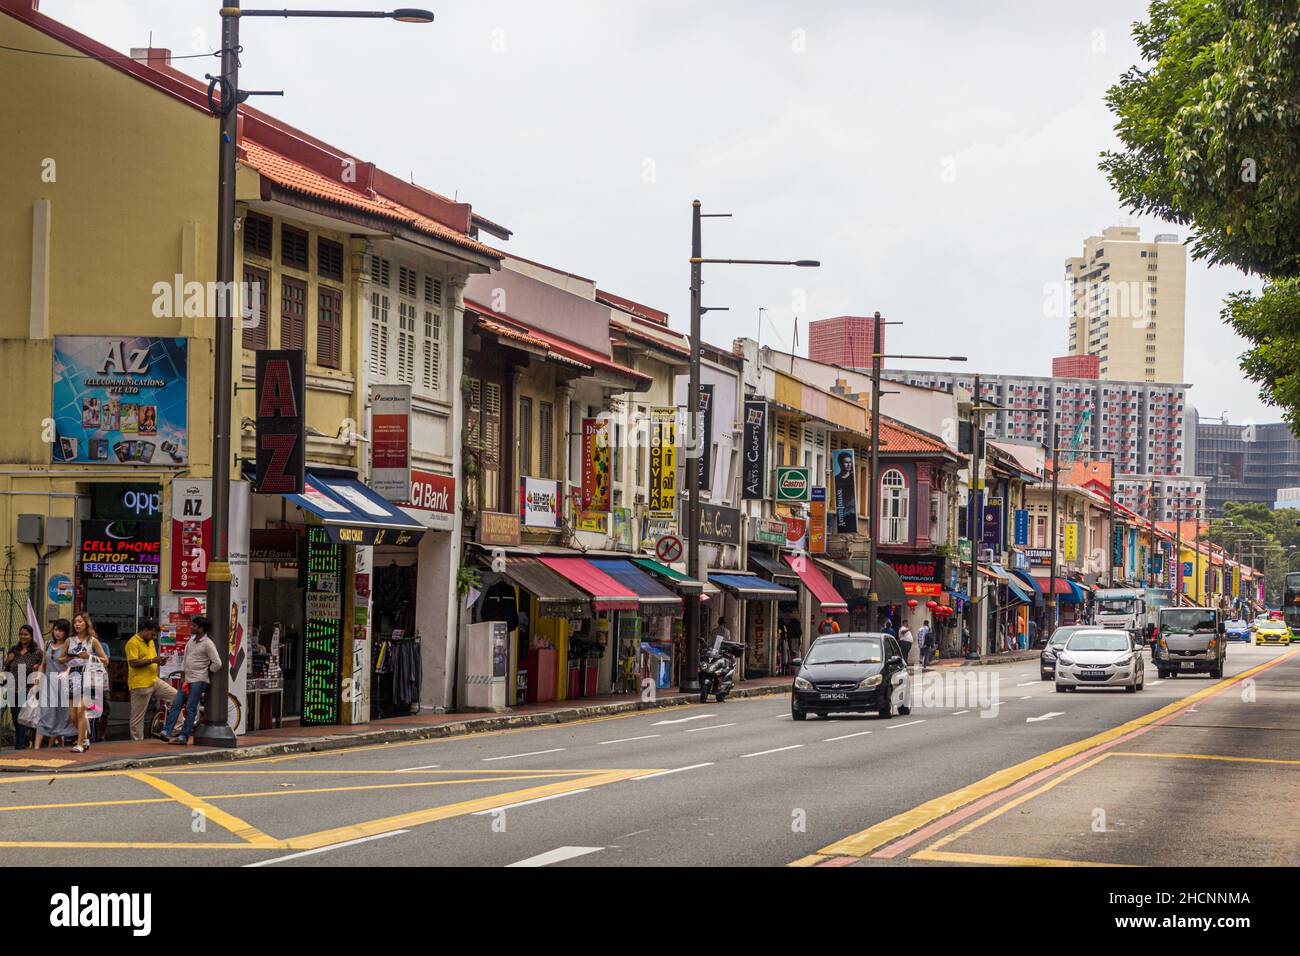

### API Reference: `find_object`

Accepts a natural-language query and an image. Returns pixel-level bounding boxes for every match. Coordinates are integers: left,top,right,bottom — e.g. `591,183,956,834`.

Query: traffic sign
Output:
656,534,684,563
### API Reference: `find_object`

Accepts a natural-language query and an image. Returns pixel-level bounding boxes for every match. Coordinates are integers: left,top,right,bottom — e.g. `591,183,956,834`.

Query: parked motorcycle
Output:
698,639,745,703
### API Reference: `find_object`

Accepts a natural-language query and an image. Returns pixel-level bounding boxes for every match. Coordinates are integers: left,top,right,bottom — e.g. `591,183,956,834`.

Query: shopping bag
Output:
17,686,40,728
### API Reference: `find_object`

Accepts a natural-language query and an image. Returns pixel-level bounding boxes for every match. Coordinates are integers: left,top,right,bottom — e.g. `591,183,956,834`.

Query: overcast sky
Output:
43,0,1273,426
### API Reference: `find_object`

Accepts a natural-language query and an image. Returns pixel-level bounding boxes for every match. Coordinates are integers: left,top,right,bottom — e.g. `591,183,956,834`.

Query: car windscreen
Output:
1065,632,1130,652
1160,610,1217,634
1098,599,1136,613
1048,628,1076,647
804,638,883,665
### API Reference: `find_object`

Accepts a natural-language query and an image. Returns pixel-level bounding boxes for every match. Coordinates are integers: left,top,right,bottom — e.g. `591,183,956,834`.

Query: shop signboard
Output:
832,449,858,533
640,516,676,549
581,417,612,512
612,507,634,552
170,479,212,592
1064,522,1079,562
254,349,306,495
688,502,741,547
981,496,1002,547
886,556,944,597
79,519,161,577
750,517,786,546
303,526,343,726
958,538,972,562
649,407,678,520
742,401,767,500
47,574,73,604
1014,508,1029,546
809,487,827,554
783,515,808,552
51,336,189,465
776,466,811,503
249,528,299,563
400,470,456,532
1025,547,1052,567
370,383,412,502
520,476,562,529
479,511,521,547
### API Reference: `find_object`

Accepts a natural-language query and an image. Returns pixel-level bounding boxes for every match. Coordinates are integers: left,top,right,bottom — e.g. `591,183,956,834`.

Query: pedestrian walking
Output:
64,612,108,753
126,621,178,742
161,616,222,745
33,619,77,750
4,625,42,750
897,622,914,666
917,620,932,670
1028,617,1039,648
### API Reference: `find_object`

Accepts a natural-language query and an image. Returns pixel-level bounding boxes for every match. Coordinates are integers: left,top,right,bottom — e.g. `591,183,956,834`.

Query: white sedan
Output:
1054,629,1145,693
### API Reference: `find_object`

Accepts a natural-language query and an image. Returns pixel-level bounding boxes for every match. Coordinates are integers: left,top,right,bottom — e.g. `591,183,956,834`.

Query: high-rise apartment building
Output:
808,315,884,369
1064,226,1187,383
882,369,1192,479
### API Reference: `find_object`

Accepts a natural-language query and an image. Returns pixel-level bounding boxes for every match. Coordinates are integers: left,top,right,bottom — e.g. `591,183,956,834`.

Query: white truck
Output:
1094,587,1172,645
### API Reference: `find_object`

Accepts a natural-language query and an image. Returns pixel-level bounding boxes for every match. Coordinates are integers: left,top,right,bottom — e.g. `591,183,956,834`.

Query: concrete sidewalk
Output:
0,675,792,775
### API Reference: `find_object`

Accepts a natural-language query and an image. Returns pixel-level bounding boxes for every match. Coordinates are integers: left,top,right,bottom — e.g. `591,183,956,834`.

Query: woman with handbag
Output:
63,612,109,754
34,619,77,749
5,624,42,750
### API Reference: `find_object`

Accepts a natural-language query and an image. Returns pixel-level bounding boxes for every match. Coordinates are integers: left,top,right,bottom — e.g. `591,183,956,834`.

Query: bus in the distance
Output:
1284,573,1300,633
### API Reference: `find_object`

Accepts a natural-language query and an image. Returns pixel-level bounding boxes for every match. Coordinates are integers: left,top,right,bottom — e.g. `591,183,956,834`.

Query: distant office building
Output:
808,315,884,369
883,369,1191,478
1064,226,1187,383
1194,411,1300,516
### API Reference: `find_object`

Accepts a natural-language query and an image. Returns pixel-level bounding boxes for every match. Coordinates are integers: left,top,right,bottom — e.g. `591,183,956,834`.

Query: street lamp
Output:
194,2,433,749
682,200,818,693
862,321,965,636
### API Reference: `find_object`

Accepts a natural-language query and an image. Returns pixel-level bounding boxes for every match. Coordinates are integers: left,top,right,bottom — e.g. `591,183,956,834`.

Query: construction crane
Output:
1060,404,1093,465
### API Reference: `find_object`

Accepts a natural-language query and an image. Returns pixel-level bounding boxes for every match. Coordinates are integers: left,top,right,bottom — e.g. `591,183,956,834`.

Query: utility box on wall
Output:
16,514,43,544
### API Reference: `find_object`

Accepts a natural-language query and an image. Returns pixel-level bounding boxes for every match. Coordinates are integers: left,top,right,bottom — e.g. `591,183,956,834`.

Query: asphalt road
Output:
2,642,1295,867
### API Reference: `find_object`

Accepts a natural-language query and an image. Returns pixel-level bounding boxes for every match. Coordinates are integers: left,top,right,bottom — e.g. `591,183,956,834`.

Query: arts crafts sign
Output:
52,336,188,465
742,401,767,500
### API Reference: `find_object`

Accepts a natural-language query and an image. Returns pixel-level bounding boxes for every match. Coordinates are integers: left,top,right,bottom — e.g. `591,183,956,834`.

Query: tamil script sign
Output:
649,407,678,519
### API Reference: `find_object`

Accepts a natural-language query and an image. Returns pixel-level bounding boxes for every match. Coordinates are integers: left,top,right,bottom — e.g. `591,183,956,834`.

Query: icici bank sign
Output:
400,470,456,531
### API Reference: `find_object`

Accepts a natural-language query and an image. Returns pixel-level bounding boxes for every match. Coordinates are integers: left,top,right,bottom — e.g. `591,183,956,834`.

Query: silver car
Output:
1054,628,1145,693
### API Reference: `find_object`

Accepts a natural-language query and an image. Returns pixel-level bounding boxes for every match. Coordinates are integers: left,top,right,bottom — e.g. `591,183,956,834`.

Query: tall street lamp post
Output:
194,2,434,748
683,200,818,693
862,325,965,633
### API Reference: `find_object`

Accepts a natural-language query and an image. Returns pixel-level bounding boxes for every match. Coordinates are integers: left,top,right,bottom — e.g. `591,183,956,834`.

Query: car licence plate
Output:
819,692,848,700
1081,670,1105,678
1181,661,1195,670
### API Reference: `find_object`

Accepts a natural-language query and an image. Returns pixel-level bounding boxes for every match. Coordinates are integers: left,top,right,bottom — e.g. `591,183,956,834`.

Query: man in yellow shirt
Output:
125,621,177,741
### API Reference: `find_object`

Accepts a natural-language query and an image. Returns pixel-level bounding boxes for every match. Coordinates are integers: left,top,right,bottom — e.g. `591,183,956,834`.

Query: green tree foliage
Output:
1102,1,1300,429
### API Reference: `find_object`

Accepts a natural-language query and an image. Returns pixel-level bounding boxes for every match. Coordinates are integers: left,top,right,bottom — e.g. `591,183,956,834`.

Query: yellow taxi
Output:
1254,619,1292,645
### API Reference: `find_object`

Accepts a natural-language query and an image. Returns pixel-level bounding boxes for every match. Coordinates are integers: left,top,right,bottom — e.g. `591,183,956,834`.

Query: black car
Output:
1040,625,1085,680
791,633,912,720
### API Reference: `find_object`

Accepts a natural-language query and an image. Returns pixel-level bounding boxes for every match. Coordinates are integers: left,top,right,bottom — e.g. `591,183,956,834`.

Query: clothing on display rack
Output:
373,636,421,717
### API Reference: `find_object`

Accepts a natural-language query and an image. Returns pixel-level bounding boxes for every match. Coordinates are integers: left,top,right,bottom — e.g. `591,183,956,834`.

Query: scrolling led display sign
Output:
303,526,342,725
254,349,306,495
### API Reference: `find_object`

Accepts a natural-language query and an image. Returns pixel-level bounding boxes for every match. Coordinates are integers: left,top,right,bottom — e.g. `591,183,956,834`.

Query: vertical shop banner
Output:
832,449,858,533
51,336,189,465
349,545,373,726
612,507,634,551
303,526,343,726
1112,524,1124,566
649,407,678,519
1064,523,1079,562
742,400,767,500
370,384,412,502
227,482,250,735
170,479,213,592
1014,508,1029,546
810,487,827,554
254,349,306,495
520,476,562,528
581,417,611,511
695,384,714,491
981,497,1002,547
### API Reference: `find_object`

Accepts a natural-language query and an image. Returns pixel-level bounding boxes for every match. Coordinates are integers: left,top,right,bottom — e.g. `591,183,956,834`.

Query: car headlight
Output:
1058,655,1074,666
793,676,812,690
857,674,883,689
1043,649,1056,661
1114,654,1133,667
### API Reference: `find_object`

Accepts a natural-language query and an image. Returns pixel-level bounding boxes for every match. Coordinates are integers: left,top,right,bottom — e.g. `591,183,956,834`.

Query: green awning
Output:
632,558,706,592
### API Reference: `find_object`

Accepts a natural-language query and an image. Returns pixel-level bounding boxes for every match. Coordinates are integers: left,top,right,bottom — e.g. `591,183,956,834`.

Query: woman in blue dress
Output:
34,619,77,749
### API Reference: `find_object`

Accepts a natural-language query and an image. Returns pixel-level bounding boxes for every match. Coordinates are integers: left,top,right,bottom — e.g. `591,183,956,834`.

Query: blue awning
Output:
1004,576,1034,604
287,473,425,547
949,589,970,602
1011,570,1045,606
708,572,798,601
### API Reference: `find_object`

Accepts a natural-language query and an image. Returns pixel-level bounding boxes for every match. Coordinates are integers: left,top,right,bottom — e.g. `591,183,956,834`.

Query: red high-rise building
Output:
1052,354,1100,379
808,315,884,369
